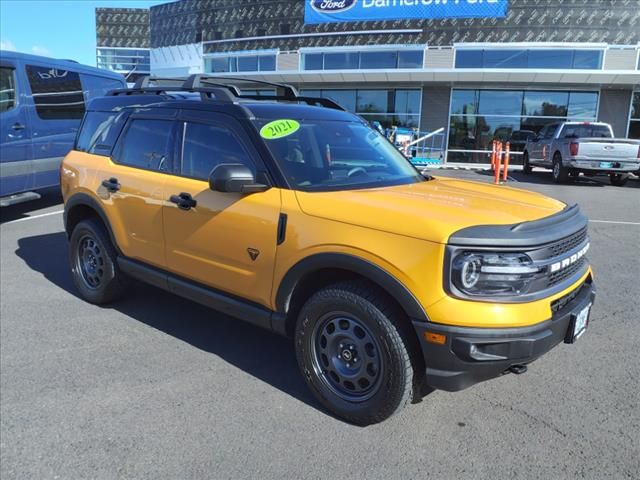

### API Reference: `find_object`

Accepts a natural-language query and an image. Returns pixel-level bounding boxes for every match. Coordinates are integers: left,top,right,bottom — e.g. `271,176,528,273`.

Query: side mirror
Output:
209,163,269,194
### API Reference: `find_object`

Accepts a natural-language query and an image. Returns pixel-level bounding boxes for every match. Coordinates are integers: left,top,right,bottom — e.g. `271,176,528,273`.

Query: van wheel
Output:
69,218,124,304
609,173,629,187
552,153,569,183
295,280,416,425
522,152,532,174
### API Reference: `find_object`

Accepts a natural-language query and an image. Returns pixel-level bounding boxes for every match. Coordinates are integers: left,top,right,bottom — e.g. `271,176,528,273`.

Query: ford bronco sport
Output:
61,76,595,425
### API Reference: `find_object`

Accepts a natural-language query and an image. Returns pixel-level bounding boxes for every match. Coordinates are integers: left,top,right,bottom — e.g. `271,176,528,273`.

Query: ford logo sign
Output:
310,0,357,14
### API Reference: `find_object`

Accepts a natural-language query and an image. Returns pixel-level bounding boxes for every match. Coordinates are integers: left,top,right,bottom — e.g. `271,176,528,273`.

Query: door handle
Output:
169,192,197,211
101,177,120,193
11,123,25,131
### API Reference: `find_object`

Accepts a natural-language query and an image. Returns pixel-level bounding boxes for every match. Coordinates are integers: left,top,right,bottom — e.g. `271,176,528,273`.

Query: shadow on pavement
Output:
0,187,63,224
15,231,323,415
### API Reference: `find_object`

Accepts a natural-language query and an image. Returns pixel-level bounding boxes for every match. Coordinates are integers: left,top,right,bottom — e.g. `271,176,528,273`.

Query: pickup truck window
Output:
561,125,612,139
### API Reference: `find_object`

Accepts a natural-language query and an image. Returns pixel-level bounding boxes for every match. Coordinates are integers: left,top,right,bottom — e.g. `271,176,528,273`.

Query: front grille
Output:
548,227,587,258
548,257,588,287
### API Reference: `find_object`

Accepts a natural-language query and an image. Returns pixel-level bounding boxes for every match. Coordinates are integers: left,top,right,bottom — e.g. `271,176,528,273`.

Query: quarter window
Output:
0,67,16,113
181,122,255,180
26,65,85,120
114,119,174,172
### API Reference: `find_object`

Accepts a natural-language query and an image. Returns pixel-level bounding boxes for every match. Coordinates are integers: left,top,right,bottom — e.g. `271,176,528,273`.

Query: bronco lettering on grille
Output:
550,243,589,273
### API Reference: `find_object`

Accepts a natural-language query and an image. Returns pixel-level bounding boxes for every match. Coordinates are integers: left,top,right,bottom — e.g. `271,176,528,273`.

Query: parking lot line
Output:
2,210,63,225
589,220,640,226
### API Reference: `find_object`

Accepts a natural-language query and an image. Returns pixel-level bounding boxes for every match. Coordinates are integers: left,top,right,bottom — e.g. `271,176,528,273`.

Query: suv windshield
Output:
255,119,424,191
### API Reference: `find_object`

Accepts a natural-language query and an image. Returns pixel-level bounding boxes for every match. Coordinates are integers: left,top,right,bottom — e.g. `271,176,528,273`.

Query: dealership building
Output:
95,0,640,165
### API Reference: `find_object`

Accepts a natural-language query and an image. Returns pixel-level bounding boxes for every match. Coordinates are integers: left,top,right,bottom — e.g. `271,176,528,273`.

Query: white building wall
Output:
151,43,204,77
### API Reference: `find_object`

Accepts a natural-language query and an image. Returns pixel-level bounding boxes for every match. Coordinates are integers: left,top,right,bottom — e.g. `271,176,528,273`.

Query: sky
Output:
0,0,166,67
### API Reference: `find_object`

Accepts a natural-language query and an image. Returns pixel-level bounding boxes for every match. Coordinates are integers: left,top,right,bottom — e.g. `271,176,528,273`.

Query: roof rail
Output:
107,75,346,111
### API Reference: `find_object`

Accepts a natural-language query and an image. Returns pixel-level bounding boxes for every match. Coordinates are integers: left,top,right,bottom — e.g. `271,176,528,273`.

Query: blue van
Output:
0,51,125,205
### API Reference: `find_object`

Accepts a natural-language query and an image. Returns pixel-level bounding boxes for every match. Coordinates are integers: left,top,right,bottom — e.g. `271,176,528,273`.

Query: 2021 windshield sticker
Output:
260,119,300,139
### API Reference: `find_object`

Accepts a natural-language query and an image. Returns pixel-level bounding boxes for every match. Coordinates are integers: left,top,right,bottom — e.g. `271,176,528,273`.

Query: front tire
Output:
295,281,416,425
69,218,124,304
609,173,629,187
552,153,569,183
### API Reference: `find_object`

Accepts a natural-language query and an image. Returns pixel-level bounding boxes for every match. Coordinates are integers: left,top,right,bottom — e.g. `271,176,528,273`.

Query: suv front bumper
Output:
413,280,595,392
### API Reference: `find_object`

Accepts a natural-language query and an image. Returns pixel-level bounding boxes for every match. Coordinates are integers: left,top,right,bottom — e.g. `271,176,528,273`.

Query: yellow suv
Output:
61,77,595,425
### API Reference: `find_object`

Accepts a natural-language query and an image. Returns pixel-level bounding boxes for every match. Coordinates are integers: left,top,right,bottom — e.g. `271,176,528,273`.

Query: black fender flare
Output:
275,253,429,323
63,192,120,253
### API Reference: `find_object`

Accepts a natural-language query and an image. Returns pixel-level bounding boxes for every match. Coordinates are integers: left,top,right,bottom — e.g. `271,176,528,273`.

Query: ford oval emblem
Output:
310,0,358,14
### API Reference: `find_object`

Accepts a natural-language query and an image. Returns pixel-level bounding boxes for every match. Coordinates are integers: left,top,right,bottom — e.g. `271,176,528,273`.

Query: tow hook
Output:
508,364,528,375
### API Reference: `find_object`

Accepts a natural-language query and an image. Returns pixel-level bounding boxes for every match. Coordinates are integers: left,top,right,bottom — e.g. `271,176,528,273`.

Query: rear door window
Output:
113,118,174,172
75,111,125,156
26,65,85,120
0,67,17,112
180,121,255,180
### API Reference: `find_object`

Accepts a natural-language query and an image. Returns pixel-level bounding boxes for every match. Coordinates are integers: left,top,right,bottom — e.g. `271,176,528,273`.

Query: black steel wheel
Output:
69,218,124,304
295,280,418,425
311,313,383,402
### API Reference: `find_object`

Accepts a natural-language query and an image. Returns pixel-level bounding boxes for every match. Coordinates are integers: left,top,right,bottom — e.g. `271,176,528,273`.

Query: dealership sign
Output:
304,0,509,24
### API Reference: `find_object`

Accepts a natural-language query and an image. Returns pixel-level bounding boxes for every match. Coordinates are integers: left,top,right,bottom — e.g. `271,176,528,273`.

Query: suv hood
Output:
294,177,566,244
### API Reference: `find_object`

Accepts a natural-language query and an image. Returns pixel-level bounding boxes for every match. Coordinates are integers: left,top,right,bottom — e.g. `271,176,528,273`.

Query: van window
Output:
181,122,255,180
76,111,124,155
26,65,85,120
113,119,174,172
0,67,16,112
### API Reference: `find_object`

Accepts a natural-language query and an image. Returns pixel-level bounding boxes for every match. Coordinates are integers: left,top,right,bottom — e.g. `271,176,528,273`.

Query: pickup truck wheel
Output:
552,153,569,183
609,173,629,187
69,219,124,304
522,152,532,174
295,281,415,425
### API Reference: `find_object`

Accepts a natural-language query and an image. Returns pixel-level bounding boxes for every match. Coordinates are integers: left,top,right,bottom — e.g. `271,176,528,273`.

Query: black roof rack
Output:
107,74,345,111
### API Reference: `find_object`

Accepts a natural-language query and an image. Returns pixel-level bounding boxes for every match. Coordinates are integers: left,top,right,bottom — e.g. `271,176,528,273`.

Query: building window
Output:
302,49,424,71
447,89,599,164
300,88,421,129
96,48,150,74
628,92,640,139
455,49,603,70
205,54,276,73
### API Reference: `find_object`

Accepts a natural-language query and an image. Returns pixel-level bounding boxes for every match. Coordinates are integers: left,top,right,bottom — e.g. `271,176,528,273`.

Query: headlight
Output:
451,252,542,297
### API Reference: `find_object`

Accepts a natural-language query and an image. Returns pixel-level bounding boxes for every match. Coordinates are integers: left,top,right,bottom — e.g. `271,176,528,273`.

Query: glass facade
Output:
96,48,150,73
455,49,603,70
629,92,640,139
448,89,599,163
204,54,276,73
302,50,423,70
300,89,421,129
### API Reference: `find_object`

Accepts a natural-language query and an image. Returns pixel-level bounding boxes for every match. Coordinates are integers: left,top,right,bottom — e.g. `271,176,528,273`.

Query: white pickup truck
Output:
523,122,640,186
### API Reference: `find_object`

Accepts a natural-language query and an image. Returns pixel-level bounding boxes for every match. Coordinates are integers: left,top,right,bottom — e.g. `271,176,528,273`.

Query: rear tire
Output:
609,173,629,187
69,218,125,304
294,280,416,425
552,153,569,183
522,152,532,174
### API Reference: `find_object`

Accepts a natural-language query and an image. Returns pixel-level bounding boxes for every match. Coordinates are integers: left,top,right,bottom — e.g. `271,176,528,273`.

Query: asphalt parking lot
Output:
1,171,638,479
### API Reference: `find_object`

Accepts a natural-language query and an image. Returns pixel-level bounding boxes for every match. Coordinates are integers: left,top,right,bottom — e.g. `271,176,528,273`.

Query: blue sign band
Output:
305,0,509,24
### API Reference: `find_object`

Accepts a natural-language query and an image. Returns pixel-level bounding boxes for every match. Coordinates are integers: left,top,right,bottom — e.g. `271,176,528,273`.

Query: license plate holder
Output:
600,162,613,168
565,303,591,344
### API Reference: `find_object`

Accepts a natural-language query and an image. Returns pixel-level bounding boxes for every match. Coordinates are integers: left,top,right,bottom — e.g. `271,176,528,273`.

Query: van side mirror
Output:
209,164,269,194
